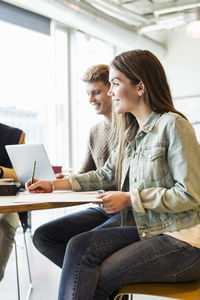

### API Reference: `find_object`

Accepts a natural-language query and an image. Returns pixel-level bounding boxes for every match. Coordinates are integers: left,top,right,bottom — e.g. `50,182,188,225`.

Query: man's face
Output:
86,81,112,116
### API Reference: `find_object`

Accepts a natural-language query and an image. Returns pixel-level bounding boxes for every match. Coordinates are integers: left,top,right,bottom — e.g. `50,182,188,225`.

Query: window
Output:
51,23,70,168
0,2,116,173
71,31,114,171
0,18,52,147
0,5,70,168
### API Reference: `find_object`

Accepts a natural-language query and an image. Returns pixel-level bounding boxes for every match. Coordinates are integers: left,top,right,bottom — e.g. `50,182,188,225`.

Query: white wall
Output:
162,27,200,142
164,26,200,98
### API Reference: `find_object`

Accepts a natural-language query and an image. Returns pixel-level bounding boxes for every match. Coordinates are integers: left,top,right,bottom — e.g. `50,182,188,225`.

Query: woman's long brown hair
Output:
110,49,186,189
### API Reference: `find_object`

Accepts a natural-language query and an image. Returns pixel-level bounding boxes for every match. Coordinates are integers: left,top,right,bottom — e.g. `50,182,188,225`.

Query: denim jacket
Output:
69,112,200,239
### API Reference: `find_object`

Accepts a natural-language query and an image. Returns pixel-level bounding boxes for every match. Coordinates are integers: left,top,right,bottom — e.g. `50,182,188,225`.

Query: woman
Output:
27,50,200,300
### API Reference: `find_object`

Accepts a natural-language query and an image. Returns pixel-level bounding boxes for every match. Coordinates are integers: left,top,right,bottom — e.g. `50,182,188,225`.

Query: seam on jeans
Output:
72,255,82,299
102,244,190,285
73,240,131,299
172,256,200,277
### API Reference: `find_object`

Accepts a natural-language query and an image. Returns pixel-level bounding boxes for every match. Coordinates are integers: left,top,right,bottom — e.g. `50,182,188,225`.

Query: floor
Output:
0,204,92,300
0,206,170,300
0,220,61,300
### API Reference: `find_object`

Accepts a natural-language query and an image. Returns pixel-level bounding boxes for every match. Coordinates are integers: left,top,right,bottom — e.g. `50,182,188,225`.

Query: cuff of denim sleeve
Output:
67,175,82,191
130,188,146,213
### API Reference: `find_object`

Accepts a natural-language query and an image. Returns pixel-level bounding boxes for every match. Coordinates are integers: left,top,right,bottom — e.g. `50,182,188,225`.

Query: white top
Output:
165,223,200,248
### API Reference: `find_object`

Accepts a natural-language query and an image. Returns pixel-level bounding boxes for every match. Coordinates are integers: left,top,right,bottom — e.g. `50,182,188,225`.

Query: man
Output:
79,64,114,173
33,64,122,268
0,123,25,281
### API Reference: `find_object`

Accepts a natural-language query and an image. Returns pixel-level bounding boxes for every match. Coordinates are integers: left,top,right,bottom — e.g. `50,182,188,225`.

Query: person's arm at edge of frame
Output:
0,132,25,180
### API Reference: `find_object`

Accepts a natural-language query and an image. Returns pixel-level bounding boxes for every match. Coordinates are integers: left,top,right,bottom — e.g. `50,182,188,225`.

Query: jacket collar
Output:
141,111,162,133
127,111,162,144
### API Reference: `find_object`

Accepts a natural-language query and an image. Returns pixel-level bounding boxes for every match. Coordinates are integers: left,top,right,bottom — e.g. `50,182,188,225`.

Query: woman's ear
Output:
137,81,145,96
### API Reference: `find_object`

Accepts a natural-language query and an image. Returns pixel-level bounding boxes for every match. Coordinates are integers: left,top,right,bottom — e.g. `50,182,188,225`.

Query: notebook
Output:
5,144,56,186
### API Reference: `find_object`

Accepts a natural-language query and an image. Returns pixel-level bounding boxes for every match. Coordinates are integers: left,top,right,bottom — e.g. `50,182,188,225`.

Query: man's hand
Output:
56,173,64,179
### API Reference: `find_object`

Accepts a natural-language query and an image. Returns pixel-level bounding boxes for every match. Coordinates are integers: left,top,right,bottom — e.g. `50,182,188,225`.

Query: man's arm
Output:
0,132,25,180
79,146,96,174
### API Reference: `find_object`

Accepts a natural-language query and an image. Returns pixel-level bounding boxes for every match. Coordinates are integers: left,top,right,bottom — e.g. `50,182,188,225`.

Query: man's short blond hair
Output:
83,64,110,85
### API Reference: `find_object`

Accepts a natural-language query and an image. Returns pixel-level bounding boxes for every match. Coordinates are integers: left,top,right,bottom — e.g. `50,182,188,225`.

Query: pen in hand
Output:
29,161,45,193
31,161,36,185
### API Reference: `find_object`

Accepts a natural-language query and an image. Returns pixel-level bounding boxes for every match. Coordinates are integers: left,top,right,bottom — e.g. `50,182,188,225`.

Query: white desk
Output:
0,191,102,213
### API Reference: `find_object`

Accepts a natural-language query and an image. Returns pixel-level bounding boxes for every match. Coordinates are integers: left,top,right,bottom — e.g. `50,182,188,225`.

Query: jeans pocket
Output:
173,256,200,282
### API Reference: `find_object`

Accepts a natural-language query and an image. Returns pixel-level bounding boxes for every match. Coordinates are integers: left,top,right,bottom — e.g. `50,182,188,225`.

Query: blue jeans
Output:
58,226,200,300
33,207,122,267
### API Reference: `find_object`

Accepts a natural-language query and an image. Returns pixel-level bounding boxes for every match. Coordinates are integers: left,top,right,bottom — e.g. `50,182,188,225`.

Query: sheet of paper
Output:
12,190,102,203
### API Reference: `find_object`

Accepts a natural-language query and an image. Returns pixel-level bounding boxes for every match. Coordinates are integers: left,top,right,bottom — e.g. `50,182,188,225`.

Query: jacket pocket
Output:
141,147,168,182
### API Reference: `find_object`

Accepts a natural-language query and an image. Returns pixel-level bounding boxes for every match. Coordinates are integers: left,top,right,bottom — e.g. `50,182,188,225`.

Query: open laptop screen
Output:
5,144,56,187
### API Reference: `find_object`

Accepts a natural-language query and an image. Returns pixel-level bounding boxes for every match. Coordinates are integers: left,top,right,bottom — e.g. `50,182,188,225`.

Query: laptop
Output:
5,144,56,186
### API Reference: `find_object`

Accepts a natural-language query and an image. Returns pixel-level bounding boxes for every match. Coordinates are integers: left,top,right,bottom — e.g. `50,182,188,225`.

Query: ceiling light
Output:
186,19,200,38
186,8,200,38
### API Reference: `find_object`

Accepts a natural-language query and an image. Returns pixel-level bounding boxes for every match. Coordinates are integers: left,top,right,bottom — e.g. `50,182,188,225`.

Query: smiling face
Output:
108,67,144,115
86,81,112,118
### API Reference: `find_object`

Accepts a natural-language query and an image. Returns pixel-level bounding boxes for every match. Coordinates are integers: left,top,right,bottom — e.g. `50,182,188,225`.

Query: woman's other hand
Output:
96,191,131,214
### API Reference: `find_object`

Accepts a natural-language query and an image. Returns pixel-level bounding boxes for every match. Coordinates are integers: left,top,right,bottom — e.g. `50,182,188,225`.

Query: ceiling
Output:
80,0,200,41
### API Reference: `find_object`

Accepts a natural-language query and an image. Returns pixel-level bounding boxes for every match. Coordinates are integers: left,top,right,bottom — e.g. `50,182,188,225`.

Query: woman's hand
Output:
26,178,72,193
96,191,131,214
25,179,53,193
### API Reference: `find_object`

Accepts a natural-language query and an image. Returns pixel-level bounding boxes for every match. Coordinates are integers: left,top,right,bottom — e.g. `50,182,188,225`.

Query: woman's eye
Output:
113,82,119,86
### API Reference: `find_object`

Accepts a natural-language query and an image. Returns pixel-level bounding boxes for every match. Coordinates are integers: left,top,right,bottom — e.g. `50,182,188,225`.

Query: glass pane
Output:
0,20,69,168
0,20,52,145
52,25,69,168
72,31,114,171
